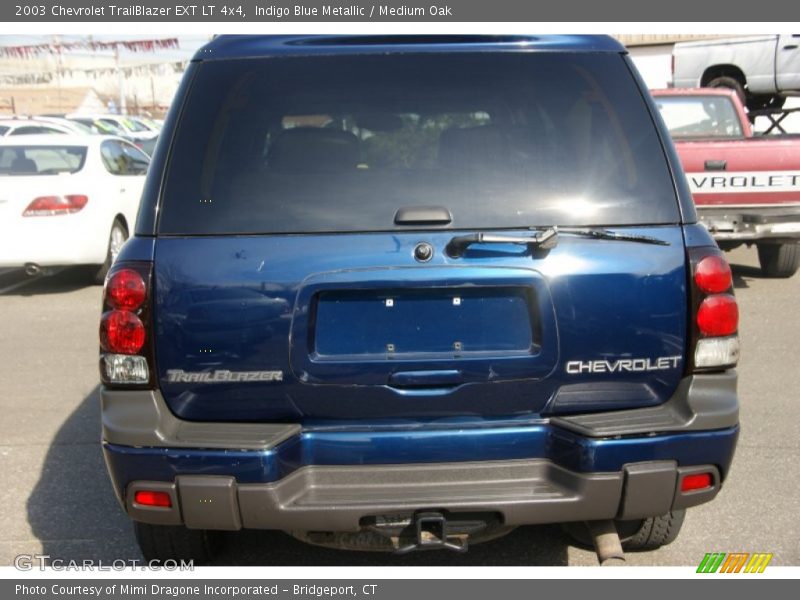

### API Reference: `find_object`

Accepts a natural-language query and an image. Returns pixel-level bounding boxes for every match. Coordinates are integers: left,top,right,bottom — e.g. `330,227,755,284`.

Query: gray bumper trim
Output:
102,372,738,449
698,206,800,241
125,460,621,531
550,371,738,438
101,389,299,450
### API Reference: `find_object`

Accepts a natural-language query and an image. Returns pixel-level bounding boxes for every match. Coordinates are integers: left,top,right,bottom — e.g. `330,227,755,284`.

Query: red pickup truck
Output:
652,88,800,277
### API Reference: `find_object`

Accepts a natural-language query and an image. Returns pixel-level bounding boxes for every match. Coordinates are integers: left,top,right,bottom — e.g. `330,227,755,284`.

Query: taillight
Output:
99,262,153,386
106,268,146,310
694,255,732,294
100,310,145,354
23,195,88,217
697,294,738,336
688,247,740,371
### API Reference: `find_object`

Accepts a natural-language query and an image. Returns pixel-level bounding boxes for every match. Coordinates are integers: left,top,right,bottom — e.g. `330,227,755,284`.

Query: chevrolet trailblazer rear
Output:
99,35,740,564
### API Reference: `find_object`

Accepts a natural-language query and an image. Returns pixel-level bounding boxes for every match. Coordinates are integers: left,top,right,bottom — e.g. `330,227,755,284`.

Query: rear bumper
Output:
102,373,740,532
0,214,107,267
120,460,724,532
697,204,800,242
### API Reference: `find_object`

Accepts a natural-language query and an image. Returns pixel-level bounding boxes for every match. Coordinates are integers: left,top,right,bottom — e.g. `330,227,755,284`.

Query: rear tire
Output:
757,243,800,278
562,510,686,552
707,76,746,104
620,510,686,551
93,218,128,285
134,521,220,564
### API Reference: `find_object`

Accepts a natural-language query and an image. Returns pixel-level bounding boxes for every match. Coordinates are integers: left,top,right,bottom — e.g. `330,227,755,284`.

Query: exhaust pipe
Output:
587,520,625,566
24,263,42,277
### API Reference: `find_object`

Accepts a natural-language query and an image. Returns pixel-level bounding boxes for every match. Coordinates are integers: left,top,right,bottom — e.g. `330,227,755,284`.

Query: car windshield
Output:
88,119,124,135
654,95,744,139
159,52,679,235
60,120,95,134
0,145,88,175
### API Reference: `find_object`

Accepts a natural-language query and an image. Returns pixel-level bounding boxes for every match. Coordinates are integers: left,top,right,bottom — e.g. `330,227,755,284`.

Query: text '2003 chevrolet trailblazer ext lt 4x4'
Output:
99,35,740,564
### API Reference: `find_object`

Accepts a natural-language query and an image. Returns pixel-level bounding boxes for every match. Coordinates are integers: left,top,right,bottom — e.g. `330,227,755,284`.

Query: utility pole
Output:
53,35,62,113
115,43,126,115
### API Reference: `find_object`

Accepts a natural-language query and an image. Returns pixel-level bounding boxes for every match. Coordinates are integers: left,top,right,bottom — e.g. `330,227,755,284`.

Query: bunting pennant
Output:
0,38,179,59
0,60,187,85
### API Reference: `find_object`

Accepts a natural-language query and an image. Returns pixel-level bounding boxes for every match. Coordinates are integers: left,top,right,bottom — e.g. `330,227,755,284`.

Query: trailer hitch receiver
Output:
395,512,468,554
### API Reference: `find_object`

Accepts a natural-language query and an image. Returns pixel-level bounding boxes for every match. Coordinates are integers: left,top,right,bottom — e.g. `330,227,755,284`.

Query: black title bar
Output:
2,0,800,22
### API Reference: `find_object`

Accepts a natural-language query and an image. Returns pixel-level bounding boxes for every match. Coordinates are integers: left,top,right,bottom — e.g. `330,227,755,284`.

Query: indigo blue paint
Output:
195,35,627,63
103,424,739,498
150,227,688,422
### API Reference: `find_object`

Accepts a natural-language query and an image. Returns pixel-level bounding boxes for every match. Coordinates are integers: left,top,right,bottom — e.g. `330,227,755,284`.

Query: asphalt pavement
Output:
0,245,797,567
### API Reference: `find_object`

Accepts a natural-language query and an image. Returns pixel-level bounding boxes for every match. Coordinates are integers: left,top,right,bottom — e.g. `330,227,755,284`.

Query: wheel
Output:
561,510,686,552
757,243,800,278
94,218,128,285
706,76,746,104
134,521,220,564
620,510,685,551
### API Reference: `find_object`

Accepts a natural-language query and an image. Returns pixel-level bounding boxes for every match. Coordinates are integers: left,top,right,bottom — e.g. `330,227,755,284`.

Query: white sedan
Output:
0,135,148,282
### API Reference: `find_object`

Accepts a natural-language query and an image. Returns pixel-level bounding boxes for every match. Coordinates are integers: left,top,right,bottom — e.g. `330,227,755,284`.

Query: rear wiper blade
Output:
556,227,670,246
446,228,558,258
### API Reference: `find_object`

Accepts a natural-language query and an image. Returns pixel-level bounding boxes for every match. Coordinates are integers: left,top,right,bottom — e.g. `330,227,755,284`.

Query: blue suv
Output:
99,35,740,563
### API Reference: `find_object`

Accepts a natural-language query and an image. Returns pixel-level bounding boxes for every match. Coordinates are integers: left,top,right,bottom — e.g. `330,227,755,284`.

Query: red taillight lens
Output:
694,255,732,294
134,490,172,508
22,195,88,217
697,294,738,336
106,268,146,311
681,472,713,492
100,310,145,354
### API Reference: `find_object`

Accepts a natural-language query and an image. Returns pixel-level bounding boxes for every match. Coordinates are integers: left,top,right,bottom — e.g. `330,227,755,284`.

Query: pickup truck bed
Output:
653,87,800,277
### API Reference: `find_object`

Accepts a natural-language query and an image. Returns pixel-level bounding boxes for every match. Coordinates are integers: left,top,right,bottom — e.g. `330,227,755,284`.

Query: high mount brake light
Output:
100,262,153,386
22,195,88,217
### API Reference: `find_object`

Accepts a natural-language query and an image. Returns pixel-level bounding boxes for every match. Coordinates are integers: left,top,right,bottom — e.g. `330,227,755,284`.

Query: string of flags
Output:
0,61,187,85
0,37,179,59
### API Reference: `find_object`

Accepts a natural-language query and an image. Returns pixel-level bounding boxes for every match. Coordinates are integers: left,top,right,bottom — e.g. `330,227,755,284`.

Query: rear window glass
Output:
654,95,744,139
0,145,87,176
159,53,678,234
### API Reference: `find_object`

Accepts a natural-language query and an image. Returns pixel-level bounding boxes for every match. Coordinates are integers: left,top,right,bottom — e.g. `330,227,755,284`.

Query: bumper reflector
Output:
694,336,740,369
134,490,172,508
681,472,713,492
103,354,149,384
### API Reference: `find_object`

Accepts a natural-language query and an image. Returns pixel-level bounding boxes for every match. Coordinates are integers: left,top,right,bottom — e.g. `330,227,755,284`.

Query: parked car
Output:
70,114,158,141
101,35,740,564
129,116,162,133
652,87,800,277
0,117,85,136
672,35,800,110
66,116,128,137
0,135,149,282
135,135,158,158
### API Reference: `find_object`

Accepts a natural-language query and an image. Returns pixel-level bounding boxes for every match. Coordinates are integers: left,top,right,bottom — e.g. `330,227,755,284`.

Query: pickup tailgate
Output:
678,138,800,207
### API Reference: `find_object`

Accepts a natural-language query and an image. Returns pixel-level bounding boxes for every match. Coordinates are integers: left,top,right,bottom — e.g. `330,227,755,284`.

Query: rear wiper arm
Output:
556,227,670,246
446,228,558,258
